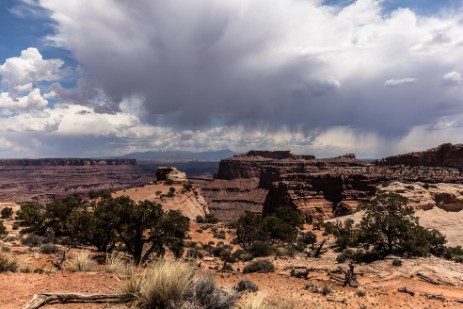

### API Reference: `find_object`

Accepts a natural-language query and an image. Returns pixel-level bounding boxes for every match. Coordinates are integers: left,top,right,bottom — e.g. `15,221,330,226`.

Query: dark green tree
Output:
16,202,45,229
1,207,13,219
113,197,189,264
357,193,446,257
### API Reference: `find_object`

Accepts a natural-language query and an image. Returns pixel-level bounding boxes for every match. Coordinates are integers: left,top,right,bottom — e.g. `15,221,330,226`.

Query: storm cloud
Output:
1,0,463,157
37,0,463,135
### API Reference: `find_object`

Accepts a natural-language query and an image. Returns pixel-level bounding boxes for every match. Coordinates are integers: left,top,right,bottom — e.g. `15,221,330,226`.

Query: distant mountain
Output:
119,149,236,161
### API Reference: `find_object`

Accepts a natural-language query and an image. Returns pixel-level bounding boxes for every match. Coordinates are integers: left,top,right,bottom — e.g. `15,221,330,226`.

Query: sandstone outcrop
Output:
0,159,152,204
378,143,463,168
155,167,187,183
197,145,463,222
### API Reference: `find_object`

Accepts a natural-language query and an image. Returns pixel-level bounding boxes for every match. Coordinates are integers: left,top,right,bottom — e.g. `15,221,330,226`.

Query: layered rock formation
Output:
198,145,463,222
378,143,463,168
0,159,152,203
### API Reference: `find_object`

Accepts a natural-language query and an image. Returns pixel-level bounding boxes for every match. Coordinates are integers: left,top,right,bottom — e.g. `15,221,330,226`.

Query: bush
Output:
12,223,19,230
204,213,219,224
321,286,333,296
196,215,205,223
21,234,43,247
187,248,204,259
105,253,128,274
39,243,60,254
1,207,13,219
213,230,226,239
248,240,275,257
336,249,354,263
124,260,194,308
185,274,238,309
235,279,258,292
243,259,275,274
0,251,18,272
67,251,96,272
299,231,317,245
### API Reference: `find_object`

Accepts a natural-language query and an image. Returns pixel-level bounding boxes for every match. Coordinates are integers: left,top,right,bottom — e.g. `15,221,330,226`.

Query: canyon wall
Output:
198,145,463,222
0,159,152,203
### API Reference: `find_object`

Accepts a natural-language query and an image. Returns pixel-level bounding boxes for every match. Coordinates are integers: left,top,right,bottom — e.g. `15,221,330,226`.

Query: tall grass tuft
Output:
105,252,129,275
67,250,96,272
124,260,194,308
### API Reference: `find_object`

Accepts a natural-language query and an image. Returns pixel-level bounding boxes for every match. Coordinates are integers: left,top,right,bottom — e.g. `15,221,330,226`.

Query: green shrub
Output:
196,215,205,223
243,259,275,274
1,207,13,219
187,248,204,259
213,230,226,239
204,213,219,224
248,240,276,257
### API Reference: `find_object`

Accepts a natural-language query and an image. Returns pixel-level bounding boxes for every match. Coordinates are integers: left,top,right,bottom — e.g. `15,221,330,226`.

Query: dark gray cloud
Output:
0,0,462,158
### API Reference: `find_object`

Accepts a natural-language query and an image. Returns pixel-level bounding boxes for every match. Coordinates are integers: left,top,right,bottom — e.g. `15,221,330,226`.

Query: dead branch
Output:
22,292,135,309
398,287,415,296
310,239,326,258
420,292,445,301
416,273,440,285
49,247,71,270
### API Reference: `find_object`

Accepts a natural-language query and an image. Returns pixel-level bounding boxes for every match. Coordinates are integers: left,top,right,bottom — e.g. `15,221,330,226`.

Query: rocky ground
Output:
1,185,463,309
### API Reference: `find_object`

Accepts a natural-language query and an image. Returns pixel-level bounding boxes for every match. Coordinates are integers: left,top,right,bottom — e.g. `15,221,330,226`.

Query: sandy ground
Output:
2,187,463,308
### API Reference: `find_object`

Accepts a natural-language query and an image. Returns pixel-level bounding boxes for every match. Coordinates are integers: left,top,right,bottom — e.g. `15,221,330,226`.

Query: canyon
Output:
0,158,152,204
198,144,463,222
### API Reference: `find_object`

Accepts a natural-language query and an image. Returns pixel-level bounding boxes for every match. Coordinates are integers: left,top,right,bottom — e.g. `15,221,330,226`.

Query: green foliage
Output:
1,207,13,219
243,259,275,274
261,216,297,243
332,193,447,261
235,212,268,250
204,213,219,224
247,240,276,258
196,215,205,223
88,190,112,199
113,198,190,264
16,202,45,229
16,194,190,264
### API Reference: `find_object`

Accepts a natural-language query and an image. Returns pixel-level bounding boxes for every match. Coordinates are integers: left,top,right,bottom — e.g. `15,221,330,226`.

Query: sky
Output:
1,0,463,158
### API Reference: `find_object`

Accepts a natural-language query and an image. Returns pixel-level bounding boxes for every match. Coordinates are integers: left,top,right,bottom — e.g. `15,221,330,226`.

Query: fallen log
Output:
22,292,135,309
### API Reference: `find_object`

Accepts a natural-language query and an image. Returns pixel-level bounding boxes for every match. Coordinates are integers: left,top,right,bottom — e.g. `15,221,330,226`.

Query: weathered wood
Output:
398,287,415,296
416,273,440,285
22,292,135,309
420,292,445,301
311,239,326,258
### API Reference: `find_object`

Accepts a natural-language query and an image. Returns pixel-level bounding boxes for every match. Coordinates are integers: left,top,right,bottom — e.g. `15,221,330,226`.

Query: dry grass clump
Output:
124,260,194,308
124,261,238,309
0,250,18,272
185,274,238,309
67,250,96,272
105,252,130,275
